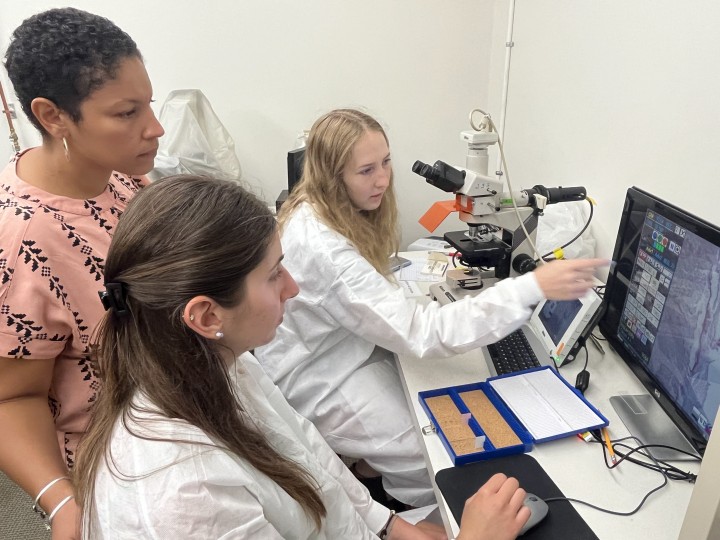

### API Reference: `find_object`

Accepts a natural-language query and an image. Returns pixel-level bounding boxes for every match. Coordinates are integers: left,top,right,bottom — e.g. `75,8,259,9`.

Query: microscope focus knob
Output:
512,253,537,275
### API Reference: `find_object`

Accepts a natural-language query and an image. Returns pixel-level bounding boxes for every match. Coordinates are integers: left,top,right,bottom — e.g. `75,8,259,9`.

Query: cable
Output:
580,343,589,372
593,284,606,299
535,198,595,263
609,441,699,481
544,434,690,517
593,432,699,480
544,476,667,517
571,343,591,393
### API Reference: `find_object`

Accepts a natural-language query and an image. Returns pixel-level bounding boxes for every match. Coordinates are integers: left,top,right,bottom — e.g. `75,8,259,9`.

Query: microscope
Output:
413,128,586,303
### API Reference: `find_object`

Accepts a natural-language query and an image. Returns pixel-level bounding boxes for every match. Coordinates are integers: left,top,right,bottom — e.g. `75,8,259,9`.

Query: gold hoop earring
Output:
62,137,70,161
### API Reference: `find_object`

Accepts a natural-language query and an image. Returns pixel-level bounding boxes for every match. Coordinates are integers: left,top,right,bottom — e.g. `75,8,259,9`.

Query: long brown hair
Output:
74,175,325,530
278,109,400,274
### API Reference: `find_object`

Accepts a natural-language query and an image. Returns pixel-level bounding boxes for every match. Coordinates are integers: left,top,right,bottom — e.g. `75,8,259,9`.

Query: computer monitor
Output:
599,187,720,458
287,147,305,193
276,147,306,212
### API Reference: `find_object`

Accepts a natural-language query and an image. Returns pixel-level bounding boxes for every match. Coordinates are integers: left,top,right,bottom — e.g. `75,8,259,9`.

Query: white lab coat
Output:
87,353,390,539
255,203,544,506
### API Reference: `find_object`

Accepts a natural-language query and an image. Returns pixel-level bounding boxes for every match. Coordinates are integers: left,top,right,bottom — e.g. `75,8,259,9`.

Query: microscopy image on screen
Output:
650,229,720,438
618,210,720,439
538,299,582,345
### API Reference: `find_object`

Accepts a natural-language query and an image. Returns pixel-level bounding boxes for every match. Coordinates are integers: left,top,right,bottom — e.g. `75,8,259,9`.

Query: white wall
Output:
486,0,720,260
5,2,715,255
0,0,500,248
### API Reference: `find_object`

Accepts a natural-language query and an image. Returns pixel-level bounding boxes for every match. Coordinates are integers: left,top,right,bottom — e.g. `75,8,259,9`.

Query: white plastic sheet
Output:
536,200,596,259
148,89,242,182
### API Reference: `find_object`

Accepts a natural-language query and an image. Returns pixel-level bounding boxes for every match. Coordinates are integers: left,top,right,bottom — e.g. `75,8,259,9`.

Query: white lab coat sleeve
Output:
126,447,287,539
243,355,391,535
318,246,544,358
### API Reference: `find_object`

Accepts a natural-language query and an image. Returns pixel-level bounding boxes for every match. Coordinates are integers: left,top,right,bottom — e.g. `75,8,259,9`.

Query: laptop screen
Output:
538,300,583,345
530,289,602,364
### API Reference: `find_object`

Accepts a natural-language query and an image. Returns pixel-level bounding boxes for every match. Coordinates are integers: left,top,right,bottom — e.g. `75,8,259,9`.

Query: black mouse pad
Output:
435,453,598,539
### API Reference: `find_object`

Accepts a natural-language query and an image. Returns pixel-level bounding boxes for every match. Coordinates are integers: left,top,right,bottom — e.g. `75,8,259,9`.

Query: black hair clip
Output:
98,282,129,316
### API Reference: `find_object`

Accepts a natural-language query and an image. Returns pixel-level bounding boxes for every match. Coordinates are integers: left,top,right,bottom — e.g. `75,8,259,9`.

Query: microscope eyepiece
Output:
412,160,466,193
412,160,433,177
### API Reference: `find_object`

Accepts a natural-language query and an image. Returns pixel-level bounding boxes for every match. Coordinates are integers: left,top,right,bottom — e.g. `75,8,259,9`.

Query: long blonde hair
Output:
74,176,325,531
278,109,399,274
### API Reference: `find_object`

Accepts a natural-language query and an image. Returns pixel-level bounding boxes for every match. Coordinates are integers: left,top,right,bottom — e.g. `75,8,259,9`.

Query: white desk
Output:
393,253,700,540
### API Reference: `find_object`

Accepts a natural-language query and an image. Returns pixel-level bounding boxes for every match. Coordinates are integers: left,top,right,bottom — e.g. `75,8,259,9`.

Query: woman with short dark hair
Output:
0,8,163,538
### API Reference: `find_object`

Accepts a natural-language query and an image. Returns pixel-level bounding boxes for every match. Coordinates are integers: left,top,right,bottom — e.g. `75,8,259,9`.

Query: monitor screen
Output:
538,299,583,345
287,147,305,192
599,187,720,453
528,289,602,366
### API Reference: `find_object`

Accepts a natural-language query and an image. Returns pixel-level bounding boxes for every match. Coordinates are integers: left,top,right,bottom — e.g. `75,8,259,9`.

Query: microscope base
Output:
429,279,500,306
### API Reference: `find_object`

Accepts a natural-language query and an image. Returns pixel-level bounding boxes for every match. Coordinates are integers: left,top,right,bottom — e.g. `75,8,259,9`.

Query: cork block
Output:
459,389,522,448
424,395,482,456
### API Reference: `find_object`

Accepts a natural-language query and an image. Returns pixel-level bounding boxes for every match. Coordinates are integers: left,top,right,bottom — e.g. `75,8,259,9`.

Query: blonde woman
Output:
255,109,605,507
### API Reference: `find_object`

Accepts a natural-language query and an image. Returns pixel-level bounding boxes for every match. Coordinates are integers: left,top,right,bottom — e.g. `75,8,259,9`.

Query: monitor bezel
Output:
598,186,720,455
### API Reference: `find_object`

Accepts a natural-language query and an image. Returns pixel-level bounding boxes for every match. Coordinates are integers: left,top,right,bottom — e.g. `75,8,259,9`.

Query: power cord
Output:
544,434,698,516
544,471,667,517
535,198,595,263
573,343,591,394
594,433,699,482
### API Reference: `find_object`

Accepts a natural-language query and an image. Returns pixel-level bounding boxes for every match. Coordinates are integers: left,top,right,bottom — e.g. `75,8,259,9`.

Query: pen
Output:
603,427,617,464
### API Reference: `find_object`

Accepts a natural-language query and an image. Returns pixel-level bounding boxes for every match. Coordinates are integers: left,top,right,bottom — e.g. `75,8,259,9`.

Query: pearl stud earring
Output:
215,331,224,338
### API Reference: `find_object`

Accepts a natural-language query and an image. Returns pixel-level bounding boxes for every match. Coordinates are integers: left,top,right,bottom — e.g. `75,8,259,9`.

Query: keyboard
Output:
487,329,542,375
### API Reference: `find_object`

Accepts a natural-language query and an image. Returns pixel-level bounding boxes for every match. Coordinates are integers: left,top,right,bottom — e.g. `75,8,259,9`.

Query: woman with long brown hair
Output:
74,174,531,539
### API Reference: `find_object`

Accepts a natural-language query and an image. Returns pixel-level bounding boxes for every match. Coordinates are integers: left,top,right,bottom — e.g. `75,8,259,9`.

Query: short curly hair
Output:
3,8,141,134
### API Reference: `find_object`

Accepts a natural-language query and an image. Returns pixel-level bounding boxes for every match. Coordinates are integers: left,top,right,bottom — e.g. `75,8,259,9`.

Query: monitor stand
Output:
610,395,701,461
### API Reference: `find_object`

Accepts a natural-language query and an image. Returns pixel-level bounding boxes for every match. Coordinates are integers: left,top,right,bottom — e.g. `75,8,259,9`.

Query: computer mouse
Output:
518,493,549,536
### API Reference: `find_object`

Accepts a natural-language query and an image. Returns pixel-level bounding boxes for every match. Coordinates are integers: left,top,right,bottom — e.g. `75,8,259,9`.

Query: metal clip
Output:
421,423,436,435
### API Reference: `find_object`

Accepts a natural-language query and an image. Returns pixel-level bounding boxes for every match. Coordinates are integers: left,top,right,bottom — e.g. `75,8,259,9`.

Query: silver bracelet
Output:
45,494,74,531
32,476,70,517
379,509,397,539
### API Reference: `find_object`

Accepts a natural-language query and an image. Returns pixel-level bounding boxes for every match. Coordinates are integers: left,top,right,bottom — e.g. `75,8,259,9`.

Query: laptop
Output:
486,289,603,375
430,282,603,375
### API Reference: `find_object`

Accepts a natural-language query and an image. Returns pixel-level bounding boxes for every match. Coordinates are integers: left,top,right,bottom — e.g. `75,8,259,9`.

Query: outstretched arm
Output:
533,258,608,300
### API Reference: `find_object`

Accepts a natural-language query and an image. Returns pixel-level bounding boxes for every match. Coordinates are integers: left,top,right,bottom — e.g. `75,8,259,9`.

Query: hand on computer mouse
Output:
518,493,549,536
455,473,531,540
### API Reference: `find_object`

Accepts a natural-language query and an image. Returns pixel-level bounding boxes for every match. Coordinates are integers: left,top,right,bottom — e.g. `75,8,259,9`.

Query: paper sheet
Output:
399,260,445,282
397,278,425,297
489,369,604,440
